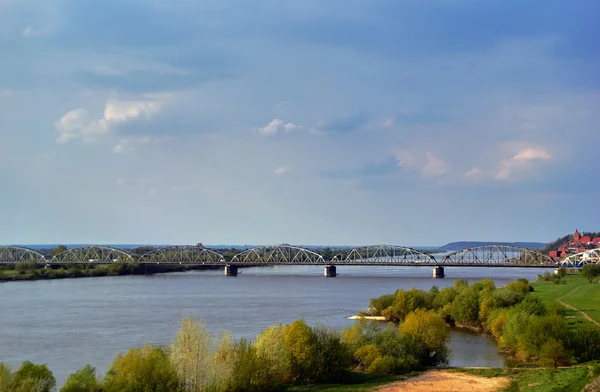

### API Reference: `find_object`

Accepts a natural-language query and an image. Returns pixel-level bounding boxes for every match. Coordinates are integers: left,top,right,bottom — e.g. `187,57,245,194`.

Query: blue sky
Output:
1,0,598,246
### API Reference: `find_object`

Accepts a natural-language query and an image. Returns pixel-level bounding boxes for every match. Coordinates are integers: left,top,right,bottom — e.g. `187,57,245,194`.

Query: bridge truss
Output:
0,247,46,264
331,245,437,265
559,248,600,268
51,246,134,264
230,244,325,265
442,245,556,267
139,245,226,264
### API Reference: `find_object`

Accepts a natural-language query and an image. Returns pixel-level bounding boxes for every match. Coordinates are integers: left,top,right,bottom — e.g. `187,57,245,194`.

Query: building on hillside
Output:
549,229,600,258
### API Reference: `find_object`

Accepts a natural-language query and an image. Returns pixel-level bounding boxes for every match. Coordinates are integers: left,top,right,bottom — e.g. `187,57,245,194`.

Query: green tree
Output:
103,345,182,392
582,264,600,283
310,325,352,382
50,245,68,257
254,324,291,382
283,320,316,381
451,290,480,325
570,323,600,362
61,365,101,392
0,363,12,392
354,344,381,371
538,338,569,368
168,316,213,391
399,309,449,355
12,361,56,392
368,294,395,316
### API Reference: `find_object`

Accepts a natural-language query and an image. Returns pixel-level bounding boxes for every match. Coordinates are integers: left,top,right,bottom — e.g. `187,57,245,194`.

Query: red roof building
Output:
580,236,591,243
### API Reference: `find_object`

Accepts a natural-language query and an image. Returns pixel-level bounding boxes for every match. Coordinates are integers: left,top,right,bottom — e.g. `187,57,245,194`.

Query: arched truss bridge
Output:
0,247,46,264
51,246,134,264
230,244,325,265
559,248,600,268
331,245,436,265
138,245,226,264
441,245,556,267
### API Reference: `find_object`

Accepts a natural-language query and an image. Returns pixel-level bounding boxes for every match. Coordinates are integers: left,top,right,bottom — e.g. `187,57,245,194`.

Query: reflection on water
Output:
0,265,547,385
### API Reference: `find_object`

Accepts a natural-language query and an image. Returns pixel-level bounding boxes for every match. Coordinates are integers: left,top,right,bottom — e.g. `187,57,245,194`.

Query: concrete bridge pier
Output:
433,266,445,278
224,265,238,277
324,265,337,277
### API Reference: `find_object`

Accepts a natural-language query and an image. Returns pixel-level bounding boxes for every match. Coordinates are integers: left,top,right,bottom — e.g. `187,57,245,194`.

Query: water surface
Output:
0,265,547,385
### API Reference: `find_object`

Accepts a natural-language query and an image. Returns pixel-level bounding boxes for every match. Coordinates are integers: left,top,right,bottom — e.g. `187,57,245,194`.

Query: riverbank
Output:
286,364,599,391
0,263,221,282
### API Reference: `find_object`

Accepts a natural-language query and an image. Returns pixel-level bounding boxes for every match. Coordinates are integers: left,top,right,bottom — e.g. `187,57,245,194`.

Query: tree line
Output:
0,310,449,392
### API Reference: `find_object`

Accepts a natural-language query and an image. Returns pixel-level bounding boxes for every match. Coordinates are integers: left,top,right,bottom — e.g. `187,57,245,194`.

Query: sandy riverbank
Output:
347,315,387,321
376,370,509,392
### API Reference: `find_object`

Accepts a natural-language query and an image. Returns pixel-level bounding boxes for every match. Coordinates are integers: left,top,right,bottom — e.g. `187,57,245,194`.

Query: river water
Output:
0,265,548,386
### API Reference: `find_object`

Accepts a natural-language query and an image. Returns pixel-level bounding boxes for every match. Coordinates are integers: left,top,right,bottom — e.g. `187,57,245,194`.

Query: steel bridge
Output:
0,247,46,264
0,243,559,277
441,245,556,267
558,248,600,268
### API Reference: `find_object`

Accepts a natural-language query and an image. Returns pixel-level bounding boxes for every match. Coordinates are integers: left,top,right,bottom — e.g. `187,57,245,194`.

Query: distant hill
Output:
439,241,547,251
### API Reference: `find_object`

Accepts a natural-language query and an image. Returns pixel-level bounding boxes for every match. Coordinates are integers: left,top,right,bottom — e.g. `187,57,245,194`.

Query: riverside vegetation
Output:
0,312,447,392
0,261,204,282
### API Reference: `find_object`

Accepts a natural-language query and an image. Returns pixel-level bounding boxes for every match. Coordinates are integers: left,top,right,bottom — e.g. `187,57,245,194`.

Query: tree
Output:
283,320,316,381
61,365,101,392
539,338,569,368
12,361,56,392
399,309,449,355
103,345,182,392
582,264,600,283
254,325,291,381
0,363,12,392
168,316,213,391
451,290,480,325
50,245,68,257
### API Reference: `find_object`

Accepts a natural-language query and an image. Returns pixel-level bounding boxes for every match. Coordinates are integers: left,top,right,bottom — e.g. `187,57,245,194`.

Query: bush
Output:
61,365,102,392
569,323,600,362
103,345,182,392
15,260,38,272
12,361,56,392
367,355,398,375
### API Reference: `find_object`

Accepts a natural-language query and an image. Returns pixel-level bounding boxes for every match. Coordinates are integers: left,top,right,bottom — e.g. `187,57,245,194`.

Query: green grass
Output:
531,274,600,324
452,364,595,392
505,366,590,392
283,372,417,391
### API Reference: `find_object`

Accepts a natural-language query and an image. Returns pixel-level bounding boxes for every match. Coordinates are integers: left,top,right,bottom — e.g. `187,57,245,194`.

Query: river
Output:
0,265,548,386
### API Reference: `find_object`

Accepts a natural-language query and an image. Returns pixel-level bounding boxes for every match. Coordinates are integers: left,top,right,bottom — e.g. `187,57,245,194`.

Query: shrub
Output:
354,345,381,370
12,361,56,392
367,355,398,375
61,365,102,392
103,345,182,392
450,289,480,325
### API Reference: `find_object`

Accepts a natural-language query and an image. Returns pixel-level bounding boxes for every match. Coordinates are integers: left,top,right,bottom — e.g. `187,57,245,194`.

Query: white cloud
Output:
421,152,447,177
273,166,291,175
260,119,300,136
55,96,168,143
464,167,484,179
496,147,551,180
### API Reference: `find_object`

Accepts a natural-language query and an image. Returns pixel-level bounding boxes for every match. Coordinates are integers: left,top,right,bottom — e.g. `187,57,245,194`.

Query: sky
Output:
0,0,598,246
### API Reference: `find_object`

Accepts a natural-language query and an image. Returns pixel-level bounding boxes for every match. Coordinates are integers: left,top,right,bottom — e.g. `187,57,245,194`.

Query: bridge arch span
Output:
559,248,600,268
51,246,135,264
139,245,226,264
331,245,437,265
0,246,46,264
441,245,556,267
230,244,325,265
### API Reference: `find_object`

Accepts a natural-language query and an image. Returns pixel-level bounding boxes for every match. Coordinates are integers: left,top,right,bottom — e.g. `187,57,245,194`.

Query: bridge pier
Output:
224,265,238,277
324,265,337,277
433,266,445,278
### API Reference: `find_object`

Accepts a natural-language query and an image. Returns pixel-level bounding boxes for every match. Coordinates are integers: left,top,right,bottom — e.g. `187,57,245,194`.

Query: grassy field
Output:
531,274,600,324
454,363,597,392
